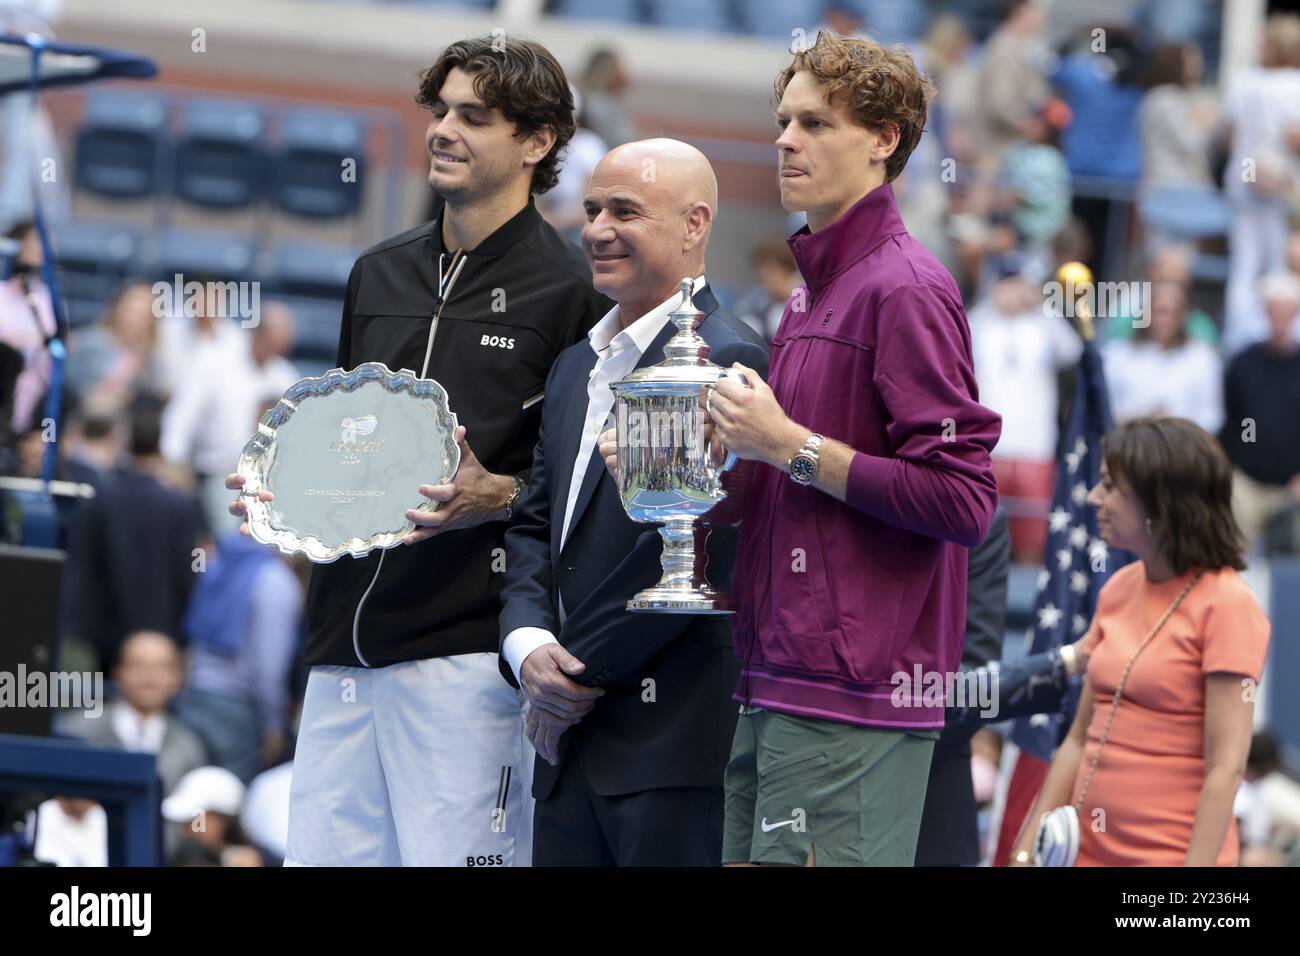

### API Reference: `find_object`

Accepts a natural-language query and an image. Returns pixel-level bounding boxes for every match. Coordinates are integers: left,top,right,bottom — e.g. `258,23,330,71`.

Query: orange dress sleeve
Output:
1199,574,1271,681
1080,616,1103,657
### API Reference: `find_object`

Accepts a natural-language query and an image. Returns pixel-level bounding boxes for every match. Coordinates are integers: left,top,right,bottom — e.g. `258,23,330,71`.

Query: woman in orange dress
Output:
1011,417,1270,866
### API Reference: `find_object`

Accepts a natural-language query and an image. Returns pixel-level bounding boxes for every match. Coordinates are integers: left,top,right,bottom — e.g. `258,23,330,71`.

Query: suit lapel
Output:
554,345,599,558
558,284,722,555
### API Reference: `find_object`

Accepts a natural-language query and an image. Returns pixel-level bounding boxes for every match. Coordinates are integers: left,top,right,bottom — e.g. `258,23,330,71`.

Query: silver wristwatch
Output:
788,433,824,486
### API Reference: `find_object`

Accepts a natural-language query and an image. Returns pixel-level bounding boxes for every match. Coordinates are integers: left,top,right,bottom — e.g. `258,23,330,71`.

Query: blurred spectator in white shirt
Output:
32,797,106,867
161,302,297,533
1102,280,1223,433
969,258,1081,563
153,283,244,403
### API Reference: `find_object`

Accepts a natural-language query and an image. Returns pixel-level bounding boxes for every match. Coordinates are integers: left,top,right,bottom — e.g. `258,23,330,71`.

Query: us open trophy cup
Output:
610,279,753,613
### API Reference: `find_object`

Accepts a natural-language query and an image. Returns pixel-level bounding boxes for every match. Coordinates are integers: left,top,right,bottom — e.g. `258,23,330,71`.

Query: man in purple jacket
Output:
706,32,1002,866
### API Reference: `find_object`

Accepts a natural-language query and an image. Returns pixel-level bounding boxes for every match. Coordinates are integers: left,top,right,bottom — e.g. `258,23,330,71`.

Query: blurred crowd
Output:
1,217,308,866
728,5,1300,569
2,0,1299,866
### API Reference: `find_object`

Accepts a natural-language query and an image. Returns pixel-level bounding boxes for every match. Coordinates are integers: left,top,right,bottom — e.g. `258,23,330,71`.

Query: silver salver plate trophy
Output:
236,362,460,562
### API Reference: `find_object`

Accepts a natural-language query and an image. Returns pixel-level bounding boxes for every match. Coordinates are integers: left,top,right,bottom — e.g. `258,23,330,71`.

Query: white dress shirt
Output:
502,277,705,683
110,700,167,754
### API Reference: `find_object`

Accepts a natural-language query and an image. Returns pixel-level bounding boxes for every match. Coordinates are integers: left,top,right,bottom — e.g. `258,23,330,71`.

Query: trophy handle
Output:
704,367,749,485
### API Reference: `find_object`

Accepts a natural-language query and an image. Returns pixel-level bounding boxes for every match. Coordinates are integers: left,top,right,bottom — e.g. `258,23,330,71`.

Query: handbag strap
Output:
1073,569,1204,812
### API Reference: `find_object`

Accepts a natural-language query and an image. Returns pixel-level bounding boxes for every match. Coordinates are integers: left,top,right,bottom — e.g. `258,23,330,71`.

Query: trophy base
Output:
626,587,734,614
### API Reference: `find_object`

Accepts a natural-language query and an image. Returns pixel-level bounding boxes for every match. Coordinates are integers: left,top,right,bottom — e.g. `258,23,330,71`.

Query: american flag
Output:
992,334,1133,865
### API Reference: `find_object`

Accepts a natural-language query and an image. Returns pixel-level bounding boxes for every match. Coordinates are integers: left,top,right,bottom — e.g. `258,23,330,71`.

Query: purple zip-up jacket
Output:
731,183,1002,729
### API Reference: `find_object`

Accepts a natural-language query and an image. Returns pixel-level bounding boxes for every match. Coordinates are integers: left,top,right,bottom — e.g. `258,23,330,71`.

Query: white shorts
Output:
284,652,534,867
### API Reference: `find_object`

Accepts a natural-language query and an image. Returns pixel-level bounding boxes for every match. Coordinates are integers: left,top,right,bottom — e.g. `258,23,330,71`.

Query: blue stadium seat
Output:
862,0,926,44
272,110,367,219
173,100,267,209
267,240,356,362
147,227,256,284
550,0,645,26
52,220,142,328
394,0,494,8
273,295,345,363
739,0,825,43
1139,185,1230,240
73,93,168,200
646,0,730,33
268,239,356,299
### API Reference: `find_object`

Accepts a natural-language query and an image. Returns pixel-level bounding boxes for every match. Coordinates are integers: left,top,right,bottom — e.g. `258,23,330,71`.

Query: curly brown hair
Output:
774,31,934,182
1102,417,1246,575
416,36,575,196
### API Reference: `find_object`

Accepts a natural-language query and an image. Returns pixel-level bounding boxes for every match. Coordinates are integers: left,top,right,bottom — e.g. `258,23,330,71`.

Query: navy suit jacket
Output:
499,285,769,800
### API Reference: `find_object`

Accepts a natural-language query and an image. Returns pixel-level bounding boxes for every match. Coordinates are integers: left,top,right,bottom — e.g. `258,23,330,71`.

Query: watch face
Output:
791,455,816,484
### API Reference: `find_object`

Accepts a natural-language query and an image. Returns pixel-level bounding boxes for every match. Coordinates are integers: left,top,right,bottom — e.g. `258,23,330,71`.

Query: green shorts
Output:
722,706,938,867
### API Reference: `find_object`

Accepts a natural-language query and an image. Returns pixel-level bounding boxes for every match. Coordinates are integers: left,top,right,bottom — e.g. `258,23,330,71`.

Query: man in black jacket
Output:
915,505,1095,865
498,139,769,865
229,37,606,866
915,506,1009,866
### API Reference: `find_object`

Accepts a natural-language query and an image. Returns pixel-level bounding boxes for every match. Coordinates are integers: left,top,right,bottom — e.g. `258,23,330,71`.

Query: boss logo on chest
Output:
480,334,516,350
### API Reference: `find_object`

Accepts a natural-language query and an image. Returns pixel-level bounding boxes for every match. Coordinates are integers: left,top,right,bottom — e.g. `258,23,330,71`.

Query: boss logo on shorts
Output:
466,854,504,866
480,334,515,350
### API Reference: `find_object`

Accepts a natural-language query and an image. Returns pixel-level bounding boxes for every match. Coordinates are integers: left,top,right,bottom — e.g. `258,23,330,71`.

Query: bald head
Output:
600,138,718,216
582,138,719,323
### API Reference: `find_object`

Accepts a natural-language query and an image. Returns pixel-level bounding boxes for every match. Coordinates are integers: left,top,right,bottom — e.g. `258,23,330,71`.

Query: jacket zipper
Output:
350,245,469,668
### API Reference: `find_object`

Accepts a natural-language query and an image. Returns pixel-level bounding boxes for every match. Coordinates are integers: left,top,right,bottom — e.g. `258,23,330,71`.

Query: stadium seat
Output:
646,0,730,34
738,0,825,43
52,220,141,328
146,227,256,284
550,0,646,27
267,240,356,362
1138,185,1230,240
272,110,367,219
862,0,927,43
268,239,356,299
73,93,168,200
173,99,267,209
394,0,494,8
273,294,345,364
